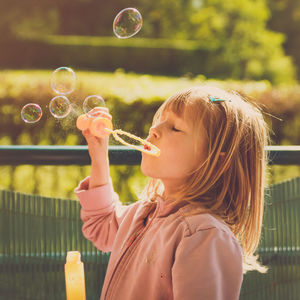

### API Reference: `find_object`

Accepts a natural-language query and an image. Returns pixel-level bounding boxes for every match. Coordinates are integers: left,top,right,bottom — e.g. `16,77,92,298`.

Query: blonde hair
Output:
141,85,269,273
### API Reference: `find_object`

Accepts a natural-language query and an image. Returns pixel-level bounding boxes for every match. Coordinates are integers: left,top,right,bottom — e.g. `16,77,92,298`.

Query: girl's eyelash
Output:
172,126,180,132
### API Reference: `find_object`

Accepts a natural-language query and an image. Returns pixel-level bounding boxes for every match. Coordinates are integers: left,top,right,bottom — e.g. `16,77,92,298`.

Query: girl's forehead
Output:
161,106,186,120
155,93,206,128
160,108,194,129
164,100,197,119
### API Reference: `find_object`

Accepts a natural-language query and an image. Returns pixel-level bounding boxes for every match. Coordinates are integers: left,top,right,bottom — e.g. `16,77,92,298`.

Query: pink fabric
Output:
76,177,243,300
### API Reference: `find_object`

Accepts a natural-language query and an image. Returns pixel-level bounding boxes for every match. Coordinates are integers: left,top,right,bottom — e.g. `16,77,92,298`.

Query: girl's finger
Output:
82,129,93,138
87,108,112,120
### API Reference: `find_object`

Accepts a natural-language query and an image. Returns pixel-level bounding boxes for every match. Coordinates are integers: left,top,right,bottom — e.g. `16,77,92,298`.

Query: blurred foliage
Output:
0,36,222,79
0,69,299,145
0,33,295,84
268,0,300,78
0,69,299,200
184,0,297,84
0,164,147,203
0,0,297,83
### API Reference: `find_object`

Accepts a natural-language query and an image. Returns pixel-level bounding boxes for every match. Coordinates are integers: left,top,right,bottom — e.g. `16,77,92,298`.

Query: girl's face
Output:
141,109,207,196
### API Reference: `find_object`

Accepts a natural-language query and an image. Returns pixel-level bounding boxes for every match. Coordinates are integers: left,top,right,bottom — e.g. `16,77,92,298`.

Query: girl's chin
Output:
140,165,151,177
141,164,157,178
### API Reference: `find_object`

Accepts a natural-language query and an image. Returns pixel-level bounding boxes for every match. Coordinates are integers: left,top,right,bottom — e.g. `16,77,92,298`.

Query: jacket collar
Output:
155,196,189,218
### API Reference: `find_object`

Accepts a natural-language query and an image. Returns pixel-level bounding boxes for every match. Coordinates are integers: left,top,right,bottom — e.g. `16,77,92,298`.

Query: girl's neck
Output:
159,177,187,202
162,182,181,202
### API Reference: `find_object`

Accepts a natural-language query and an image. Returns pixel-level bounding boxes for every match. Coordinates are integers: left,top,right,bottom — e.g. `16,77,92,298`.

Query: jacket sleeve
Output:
75,176,131,252
172,227,243,300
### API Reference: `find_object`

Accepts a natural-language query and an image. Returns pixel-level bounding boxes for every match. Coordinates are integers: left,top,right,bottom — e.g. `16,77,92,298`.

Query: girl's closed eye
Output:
172,126,181,132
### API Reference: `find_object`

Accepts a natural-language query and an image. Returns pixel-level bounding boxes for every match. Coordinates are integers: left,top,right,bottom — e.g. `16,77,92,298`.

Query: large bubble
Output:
51,67,76,95
113,8,143,39
83,95,106,114
49,96,71,118
21,103,43,123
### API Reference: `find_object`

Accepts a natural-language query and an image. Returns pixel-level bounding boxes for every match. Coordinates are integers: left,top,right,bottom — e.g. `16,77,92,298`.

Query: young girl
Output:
75,85,268,300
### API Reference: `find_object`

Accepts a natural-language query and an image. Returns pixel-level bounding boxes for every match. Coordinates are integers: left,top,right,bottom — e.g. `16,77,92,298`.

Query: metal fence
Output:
240,177,300,300
0,145,299,166
0,190,109,300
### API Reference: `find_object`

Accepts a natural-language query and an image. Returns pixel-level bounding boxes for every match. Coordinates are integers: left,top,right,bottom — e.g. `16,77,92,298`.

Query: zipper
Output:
104,202,160,299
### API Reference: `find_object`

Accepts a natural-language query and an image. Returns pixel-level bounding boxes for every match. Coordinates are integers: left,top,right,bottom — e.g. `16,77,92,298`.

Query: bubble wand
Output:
76,114,160,157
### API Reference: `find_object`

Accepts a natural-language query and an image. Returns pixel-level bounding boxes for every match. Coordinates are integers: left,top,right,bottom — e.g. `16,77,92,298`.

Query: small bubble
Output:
113,8,143,39
21,103,42,123
51,67,76,95
49,96,71,118
83,95,106,114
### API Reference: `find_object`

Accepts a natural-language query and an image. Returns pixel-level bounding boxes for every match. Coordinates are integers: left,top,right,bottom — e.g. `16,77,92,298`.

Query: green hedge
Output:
0,36,216,77
0,69,299,145
1,35,290,82
0,70,299,200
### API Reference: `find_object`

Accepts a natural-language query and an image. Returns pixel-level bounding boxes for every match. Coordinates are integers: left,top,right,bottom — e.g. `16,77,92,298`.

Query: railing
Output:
0,145,299,165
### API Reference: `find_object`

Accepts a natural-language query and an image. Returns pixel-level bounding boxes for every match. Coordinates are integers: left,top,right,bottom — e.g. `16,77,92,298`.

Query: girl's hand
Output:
82,107,112,159
81,107,112,189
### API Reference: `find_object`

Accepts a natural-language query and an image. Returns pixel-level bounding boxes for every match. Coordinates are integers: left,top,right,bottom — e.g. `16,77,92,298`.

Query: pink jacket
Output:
76,177,243,300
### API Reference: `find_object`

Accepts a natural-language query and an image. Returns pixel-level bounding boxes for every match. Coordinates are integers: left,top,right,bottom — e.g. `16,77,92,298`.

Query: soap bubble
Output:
113,8,142,39
83,95,106,114
51,67,76,95
21,103,42,123
49,96,71,118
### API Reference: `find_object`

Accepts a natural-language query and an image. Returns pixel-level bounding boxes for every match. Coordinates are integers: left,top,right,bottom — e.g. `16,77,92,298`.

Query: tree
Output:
183,0,295,83
267,0,300,78
0,0,57,38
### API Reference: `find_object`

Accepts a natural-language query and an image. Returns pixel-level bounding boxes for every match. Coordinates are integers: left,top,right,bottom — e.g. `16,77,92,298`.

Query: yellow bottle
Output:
65,251,86,300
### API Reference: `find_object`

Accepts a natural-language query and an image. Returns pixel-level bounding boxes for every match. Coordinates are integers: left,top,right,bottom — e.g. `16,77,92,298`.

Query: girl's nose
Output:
149,126,160,139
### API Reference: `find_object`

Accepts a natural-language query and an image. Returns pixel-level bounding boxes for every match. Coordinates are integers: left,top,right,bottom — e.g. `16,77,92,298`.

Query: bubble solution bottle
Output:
65,251,86,300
